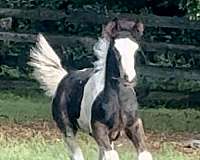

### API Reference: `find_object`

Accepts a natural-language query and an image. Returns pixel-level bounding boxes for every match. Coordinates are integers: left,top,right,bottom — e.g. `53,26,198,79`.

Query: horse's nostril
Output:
124,74,128,81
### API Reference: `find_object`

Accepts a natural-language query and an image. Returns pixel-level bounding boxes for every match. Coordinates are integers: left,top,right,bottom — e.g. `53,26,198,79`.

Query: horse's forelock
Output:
133,22,144,36
102,19,144,41
118,20,136,31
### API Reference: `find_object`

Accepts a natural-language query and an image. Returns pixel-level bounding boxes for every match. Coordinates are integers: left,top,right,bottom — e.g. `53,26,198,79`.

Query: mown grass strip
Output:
0,91,200,132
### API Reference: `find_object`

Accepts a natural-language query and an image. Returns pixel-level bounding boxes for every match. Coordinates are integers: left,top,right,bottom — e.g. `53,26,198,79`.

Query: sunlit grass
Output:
0,135,196,160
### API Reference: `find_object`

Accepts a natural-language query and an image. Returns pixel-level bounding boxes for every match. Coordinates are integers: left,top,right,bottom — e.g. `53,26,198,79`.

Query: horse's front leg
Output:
92,121,120,160
125,117,153,160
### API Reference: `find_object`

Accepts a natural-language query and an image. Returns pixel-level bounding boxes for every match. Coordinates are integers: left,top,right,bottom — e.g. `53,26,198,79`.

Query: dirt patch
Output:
0,121,199,156
0,121,61,140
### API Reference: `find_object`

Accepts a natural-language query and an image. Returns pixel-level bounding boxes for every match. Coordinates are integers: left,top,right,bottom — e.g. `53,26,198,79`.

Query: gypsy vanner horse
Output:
29,19,153,160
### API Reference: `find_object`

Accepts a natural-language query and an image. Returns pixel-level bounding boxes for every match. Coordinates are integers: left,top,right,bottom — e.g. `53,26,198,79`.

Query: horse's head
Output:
103,19,144,83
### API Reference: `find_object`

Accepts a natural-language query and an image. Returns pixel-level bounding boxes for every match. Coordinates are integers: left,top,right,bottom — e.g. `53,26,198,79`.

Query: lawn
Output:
0,134,197,160
0,90,199,132
0,90,199,160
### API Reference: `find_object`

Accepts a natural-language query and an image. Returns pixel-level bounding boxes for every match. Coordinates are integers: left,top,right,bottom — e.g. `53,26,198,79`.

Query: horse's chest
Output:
77,71,105,133
118,84,138,112
90,89,122,128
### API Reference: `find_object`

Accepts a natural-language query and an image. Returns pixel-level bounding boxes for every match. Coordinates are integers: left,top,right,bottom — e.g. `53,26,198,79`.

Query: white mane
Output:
93,38,110,71
78,38,110,132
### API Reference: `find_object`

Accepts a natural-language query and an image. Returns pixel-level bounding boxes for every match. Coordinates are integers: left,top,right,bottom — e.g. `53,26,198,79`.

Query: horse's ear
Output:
102,19,119,40
134,22,144,36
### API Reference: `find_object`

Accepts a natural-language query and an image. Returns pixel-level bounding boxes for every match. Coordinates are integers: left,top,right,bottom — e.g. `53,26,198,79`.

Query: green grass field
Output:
0,90,199,160
0,134,197,160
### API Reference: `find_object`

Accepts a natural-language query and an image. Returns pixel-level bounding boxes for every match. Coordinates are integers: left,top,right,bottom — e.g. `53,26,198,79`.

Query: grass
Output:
0,135,196,160
0,90,199,159
0,90,200,132
0,90,51,122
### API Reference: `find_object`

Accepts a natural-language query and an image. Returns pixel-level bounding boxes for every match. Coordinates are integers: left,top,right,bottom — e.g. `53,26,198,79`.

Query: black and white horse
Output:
29,19,153,160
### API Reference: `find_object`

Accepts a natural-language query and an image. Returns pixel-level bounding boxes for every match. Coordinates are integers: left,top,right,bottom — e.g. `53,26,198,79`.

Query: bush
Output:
185,0,200,20
0,0,69,9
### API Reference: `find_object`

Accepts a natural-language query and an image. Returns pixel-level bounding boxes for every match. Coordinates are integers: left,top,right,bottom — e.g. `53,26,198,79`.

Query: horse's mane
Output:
93,38,110,72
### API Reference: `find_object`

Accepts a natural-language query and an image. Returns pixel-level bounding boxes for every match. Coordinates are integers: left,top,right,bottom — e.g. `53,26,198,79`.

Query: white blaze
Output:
114,38,139,82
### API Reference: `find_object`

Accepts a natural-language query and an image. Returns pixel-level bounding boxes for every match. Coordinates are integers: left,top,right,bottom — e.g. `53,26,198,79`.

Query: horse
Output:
29,19,153,160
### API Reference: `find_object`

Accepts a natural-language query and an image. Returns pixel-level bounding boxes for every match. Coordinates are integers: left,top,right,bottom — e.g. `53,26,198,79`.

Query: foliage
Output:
0,65,21,79
62,45,95,69
181,0,200,20
138,76,200,93
0,0,67,9
0,0,199,20
144,27,200,46
70,0,97,7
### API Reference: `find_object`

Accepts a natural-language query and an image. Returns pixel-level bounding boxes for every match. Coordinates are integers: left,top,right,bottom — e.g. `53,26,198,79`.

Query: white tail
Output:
28,34,68,97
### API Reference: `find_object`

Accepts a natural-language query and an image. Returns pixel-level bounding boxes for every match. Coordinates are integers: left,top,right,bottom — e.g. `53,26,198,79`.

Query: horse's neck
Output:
104,47,121,91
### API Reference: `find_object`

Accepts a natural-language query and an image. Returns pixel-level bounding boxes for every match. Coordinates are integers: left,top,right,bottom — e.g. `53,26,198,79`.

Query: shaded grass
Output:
140,108,200,133
0,90,200,132
0,91,51,122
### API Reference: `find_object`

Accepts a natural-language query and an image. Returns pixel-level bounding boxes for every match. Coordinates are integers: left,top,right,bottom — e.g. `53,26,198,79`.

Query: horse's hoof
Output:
138,151,153,160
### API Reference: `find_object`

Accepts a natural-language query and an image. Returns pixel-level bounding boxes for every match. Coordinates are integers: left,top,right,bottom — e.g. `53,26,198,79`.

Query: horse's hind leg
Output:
52,88,84,160
63,126,84,160
92,122,120,160
125,117,153,160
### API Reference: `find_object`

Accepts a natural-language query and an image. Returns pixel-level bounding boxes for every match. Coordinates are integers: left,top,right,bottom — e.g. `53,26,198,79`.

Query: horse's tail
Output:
28,34,68,97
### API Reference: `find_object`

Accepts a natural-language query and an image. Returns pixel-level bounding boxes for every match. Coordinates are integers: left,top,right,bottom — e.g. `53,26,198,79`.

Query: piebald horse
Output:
29,19,153,160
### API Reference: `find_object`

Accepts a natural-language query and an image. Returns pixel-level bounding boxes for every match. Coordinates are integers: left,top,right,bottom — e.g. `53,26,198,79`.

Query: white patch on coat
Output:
138,151,153,160
114,38,139,82
65,137,85,160
29,34,67,97
77,38,110,133
102,150,120,160
71,148,85,160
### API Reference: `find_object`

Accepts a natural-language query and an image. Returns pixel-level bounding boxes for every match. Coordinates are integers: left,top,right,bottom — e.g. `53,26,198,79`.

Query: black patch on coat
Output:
91,45,121,130
52,69,93,134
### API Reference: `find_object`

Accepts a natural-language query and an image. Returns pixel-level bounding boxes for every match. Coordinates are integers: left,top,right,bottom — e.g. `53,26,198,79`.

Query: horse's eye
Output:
116,54,121,61
124,74,128,81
